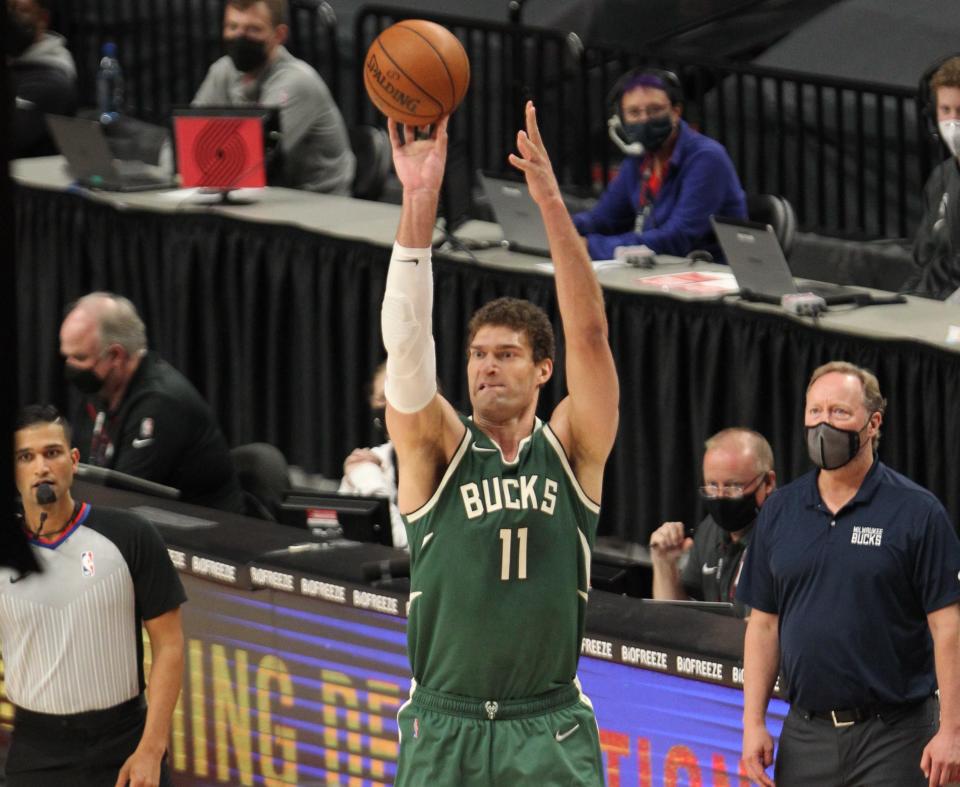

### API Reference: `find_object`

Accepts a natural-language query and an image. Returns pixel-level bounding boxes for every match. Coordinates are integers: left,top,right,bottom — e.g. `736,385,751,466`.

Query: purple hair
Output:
621,71,682,105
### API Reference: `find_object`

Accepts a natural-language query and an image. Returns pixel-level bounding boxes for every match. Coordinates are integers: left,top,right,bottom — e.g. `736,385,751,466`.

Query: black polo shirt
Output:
738,460,960,712
680,514,754,616
72,352,245,513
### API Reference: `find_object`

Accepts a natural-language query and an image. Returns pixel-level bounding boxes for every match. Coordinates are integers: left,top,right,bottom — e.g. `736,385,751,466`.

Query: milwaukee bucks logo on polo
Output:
459,475,558,519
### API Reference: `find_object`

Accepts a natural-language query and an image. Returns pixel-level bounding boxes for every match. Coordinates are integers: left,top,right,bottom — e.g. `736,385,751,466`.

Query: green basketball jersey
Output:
404,414,600,700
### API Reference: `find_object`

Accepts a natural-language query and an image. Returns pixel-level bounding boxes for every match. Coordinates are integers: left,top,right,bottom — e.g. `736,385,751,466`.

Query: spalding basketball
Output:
363,20,470,126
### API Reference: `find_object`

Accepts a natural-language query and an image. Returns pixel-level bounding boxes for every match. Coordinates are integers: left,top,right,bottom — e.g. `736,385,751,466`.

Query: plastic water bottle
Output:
96,42,124,123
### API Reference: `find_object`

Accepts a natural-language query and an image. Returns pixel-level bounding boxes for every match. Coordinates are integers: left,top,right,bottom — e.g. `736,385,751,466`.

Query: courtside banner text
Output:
0,574,785,785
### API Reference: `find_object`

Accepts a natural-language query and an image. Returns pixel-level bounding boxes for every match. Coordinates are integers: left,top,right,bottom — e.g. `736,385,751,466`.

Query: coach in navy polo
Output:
738,361,960,787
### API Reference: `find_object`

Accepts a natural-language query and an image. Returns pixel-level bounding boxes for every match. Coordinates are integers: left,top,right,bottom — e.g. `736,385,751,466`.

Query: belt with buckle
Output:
802,697,930,728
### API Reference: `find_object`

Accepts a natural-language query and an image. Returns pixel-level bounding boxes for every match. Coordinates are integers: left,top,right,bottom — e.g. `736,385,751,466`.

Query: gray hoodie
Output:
15,32,77,80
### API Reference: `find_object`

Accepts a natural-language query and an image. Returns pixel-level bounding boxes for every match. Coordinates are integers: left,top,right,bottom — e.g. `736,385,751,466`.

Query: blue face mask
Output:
622,114,674,153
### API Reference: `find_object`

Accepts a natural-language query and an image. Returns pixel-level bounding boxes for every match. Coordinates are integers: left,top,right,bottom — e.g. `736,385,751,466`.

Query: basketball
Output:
363,20,470,126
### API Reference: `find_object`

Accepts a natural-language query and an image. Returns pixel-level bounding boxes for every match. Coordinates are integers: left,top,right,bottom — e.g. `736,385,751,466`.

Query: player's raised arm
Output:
382,118,465,511
508,102,619,493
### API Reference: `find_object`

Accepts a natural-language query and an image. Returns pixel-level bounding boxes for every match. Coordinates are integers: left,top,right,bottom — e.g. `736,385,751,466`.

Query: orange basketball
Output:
363,20,470,126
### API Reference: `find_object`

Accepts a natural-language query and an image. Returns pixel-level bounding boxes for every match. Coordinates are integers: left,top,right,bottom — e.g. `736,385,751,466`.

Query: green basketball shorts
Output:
394,682,605,787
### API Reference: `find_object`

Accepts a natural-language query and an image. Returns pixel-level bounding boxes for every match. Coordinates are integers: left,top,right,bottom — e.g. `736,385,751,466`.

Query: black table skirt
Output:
15,184,960,539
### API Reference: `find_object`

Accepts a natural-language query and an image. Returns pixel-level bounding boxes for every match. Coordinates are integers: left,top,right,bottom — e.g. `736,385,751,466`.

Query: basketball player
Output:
382,104,618,786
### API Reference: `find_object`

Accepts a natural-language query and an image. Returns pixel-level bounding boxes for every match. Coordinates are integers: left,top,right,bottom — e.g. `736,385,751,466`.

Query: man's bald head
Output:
61,292,148,359
704,428,774,475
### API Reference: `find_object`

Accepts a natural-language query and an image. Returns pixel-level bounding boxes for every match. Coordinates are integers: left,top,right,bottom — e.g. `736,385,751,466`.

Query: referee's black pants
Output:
5,695,172,787
774,696,938,787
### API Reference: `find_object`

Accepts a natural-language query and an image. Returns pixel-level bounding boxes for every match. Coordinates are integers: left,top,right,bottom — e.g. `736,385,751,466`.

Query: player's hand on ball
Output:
508,101,562,207
388,116,449,195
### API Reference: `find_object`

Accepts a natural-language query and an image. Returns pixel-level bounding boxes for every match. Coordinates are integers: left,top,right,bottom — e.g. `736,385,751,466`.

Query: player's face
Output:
805,371,880,445
14,422,79,505
936,86,960,123
467,324,550,421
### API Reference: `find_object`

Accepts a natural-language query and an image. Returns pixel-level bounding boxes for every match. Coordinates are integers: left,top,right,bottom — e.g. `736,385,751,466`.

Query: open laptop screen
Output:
172,106,279,189
479,171,552,256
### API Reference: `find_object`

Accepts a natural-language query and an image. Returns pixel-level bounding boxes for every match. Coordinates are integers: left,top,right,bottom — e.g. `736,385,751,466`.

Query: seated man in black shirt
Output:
7,0,78,157
59,292,246,513
649,427,776,616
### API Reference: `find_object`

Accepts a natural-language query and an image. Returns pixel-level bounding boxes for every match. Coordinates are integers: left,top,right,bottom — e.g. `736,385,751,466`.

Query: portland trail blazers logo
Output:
81,551,96,577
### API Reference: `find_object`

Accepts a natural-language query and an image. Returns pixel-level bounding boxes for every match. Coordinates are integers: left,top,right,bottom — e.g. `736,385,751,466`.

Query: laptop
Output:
46,114,176,192
711,216,861,305
479,171,552,256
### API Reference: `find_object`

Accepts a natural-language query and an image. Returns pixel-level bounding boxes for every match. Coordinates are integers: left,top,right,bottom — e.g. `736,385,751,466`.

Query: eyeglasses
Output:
622,105,672,122
699,472,767,500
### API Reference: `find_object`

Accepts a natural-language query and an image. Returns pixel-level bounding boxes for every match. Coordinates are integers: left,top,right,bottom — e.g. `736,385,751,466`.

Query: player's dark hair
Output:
14,404,73,445
466,297,555,363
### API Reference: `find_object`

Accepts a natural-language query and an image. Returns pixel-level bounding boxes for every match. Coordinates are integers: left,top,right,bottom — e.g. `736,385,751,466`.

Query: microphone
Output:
361,557,411,583
28,483,58,538
36,483,56,505
607,115,644,157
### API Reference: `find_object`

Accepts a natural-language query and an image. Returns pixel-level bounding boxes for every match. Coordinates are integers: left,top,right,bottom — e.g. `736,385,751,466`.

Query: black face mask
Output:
5,16,36,57
225,36,269,73
704,492,760,533
806,420,869,470
623,114,674,154
64,363,104,395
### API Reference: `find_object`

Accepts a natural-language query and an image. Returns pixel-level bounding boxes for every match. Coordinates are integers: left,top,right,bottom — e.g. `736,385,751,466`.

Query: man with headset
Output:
572,67,746,260
913,55,960,300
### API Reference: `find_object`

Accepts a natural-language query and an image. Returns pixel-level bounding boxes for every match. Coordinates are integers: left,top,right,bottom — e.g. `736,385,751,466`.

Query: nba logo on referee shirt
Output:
413,718,419,738
81,551,95,577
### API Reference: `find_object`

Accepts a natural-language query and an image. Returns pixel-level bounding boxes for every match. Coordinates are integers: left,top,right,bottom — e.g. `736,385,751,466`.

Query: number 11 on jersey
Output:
499,527,528,580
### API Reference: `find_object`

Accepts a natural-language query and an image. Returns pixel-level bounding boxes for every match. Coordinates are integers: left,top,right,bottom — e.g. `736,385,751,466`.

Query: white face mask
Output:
938,119,960,158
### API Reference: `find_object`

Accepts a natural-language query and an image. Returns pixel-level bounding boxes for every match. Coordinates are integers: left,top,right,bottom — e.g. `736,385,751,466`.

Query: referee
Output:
2,405,186,786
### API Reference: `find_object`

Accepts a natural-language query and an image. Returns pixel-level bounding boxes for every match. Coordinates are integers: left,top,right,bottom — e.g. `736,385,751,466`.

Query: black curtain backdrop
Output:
15,183,960,542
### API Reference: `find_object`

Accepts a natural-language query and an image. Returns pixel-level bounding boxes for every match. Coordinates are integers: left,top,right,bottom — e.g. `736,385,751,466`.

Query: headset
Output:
606,67,684,156
918,52,960,141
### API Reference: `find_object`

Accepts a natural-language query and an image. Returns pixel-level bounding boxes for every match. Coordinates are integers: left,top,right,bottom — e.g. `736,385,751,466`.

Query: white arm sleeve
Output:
381,242,437,413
